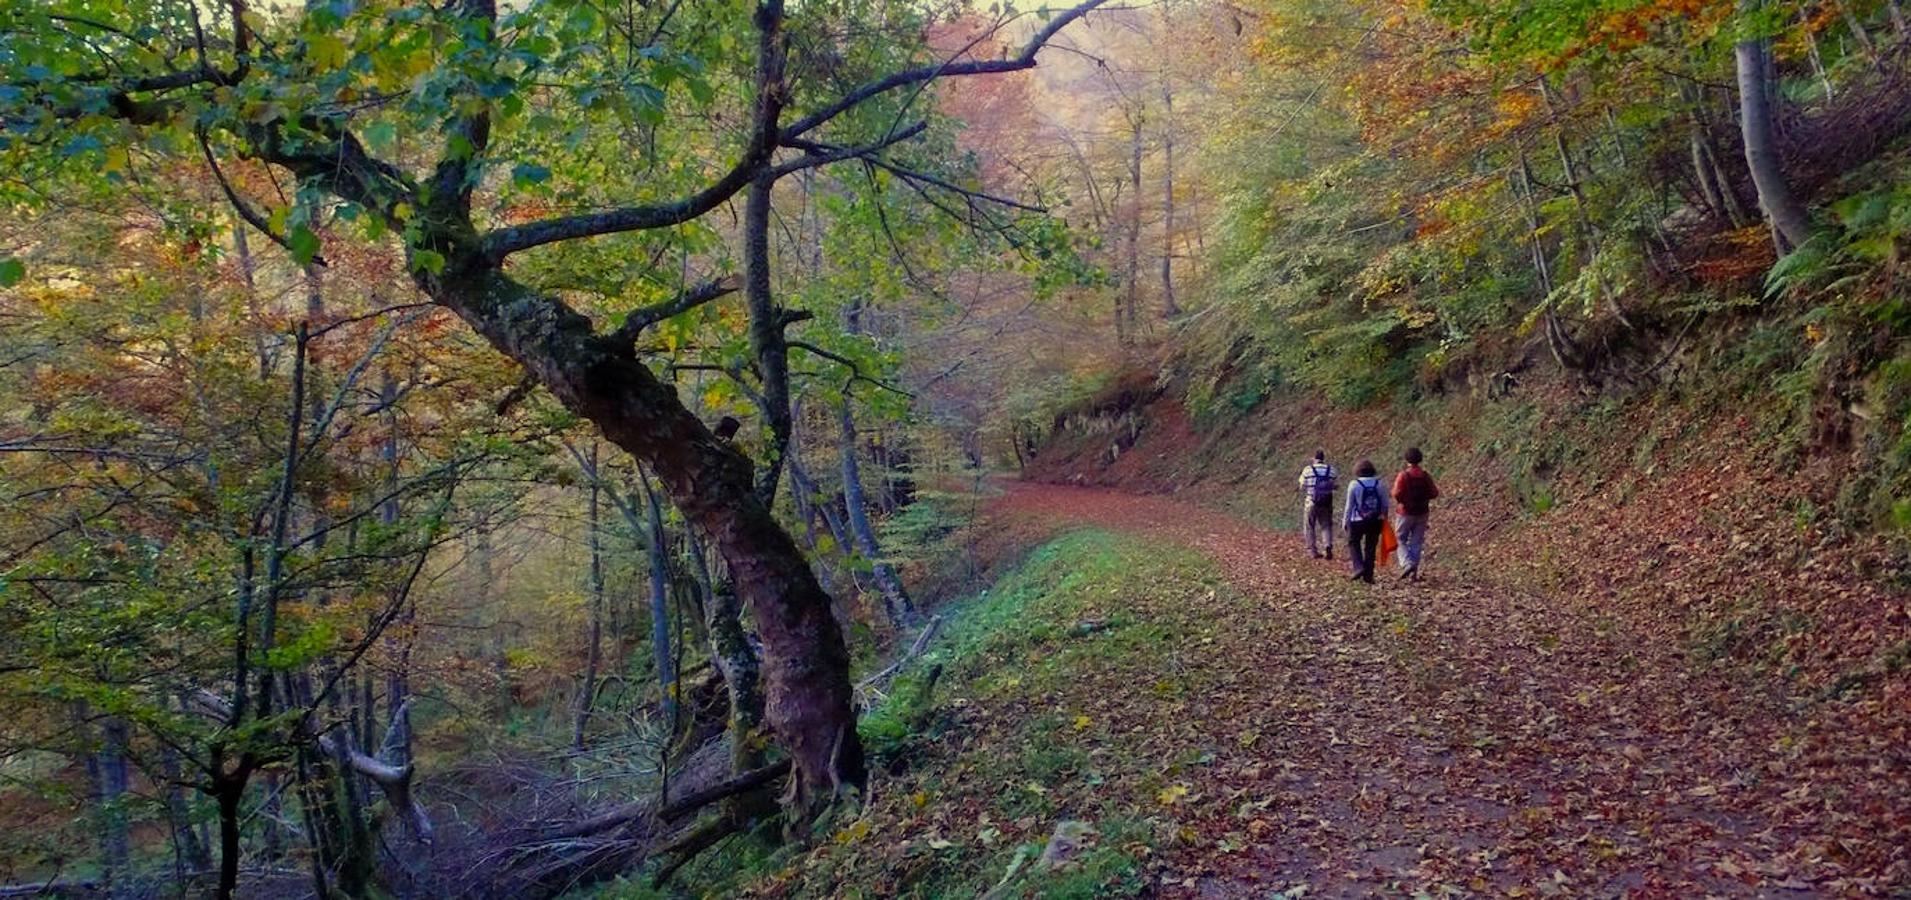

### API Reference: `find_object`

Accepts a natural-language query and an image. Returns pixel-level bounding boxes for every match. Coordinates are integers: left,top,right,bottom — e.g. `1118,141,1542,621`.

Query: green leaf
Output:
288,225,321,266
0,258,24,287
511,162,551,187
411,248,447,275
363,121,398,153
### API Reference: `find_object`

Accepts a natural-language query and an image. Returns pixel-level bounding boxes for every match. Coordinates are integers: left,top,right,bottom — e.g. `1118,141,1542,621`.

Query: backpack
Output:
1396,468,1437,513
1309,464,1337,504
1350,480,1382,521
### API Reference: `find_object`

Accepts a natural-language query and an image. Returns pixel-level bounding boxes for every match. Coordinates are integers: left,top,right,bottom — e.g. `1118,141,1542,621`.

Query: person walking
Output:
1391,446,1440,581
1297,450,1338,560
1342,459,1389,583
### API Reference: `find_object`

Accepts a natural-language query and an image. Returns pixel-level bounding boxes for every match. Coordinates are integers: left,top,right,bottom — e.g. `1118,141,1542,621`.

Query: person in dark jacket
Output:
1342,459,1389,584
1391,446,1440,581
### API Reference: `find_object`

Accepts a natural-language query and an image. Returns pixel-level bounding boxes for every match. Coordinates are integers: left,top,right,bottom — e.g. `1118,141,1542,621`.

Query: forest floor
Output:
971,480,1906,899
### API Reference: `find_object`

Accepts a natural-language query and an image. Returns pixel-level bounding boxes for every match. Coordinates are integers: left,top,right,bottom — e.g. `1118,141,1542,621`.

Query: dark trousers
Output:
1347,518,1383,582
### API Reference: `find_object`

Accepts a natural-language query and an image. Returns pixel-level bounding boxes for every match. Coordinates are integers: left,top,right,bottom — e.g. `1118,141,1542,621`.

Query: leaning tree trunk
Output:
1736,5,1814,252
424,263,863,810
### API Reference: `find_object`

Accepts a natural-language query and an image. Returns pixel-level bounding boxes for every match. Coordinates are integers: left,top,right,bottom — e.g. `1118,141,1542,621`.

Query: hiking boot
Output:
1399,565,1417,581
1325,548,1334,561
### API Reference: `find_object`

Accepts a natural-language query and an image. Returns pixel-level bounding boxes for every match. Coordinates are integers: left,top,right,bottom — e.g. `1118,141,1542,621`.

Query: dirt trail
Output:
989,481,1889,899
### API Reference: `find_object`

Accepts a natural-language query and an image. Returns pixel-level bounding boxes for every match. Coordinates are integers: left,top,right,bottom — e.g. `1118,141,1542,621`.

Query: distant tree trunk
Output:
1159,83,1181,319
574,443,606,752
1123,112,1144,344
377,371,414,772
638,467,679,727
1602,104,1630,169
230,212,271,379
785,442,841,600
1514,147,1580,371
1689,129,1730,221
838,400,917,629
1735,6,1814,251
1835,0,1883,67
1803,17,1835,100
1539,78,1635,330
89,714,131,896
1679,78,1751,226
788,427,861,599
1185,179,1207,264
162,736,211,878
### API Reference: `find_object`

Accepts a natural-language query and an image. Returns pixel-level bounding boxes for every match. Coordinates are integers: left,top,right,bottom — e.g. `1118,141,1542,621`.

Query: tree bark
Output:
420,259,862,809
743,172,794,504
1735,8,1814,252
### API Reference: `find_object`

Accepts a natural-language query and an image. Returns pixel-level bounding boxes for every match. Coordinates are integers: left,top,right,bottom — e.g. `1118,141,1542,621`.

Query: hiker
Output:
1391,447,1441,581
1342,459,1389,583
1297,450,1338,559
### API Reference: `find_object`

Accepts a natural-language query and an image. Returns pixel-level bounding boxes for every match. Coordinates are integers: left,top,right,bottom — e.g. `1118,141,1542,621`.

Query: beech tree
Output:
1,0,1107,822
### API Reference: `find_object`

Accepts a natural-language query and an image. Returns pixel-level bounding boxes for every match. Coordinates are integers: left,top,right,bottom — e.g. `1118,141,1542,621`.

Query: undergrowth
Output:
587,531,1227,899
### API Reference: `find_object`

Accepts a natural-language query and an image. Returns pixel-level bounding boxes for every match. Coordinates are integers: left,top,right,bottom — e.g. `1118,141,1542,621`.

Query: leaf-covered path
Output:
989,481,1904,898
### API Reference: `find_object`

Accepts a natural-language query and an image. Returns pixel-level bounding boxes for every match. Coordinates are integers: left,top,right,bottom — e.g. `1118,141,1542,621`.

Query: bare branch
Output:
480,1,790,261
780,0,1111,141
789,341,915,398
610,276,741,344
196,127,325,265
769,120,930,178
788,137,1046,213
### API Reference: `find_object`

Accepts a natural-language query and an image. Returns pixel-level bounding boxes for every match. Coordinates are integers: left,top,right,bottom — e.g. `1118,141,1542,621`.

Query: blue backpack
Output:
1349,480,1383,521
1309,464,1336,504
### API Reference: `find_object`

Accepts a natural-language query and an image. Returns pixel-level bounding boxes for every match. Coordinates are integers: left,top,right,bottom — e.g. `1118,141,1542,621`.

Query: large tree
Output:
2,0,1106,819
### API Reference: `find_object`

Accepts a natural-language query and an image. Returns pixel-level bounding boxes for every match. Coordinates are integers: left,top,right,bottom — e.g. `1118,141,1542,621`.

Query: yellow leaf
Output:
832,818,871,845
308,33,349,70
1157,784,1190,806
1073,714,1092,730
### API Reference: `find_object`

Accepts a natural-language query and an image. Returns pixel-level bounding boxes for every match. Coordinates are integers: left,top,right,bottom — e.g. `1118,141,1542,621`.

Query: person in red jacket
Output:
1391,447,1440,581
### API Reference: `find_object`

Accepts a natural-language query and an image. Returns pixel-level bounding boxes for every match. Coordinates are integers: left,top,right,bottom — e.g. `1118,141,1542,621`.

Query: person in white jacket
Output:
1296,450,1338,559
1341,459,1390,583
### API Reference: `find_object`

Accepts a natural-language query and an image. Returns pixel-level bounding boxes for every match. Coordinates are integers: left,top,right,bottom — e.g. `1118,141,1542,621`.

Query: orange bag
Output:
1379,518,1399,569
